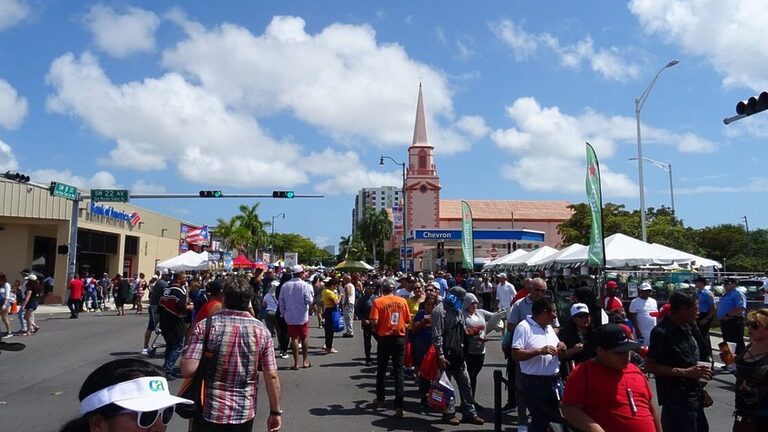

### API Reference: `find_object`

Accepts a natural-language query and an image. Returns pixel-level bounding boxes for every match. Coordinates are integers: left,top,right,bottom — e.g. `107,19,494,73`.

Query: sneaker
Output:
394,408,404,418
442,415,460,426
474,402,485,412
4,333,12,339
372,398,386,410
141,348,149,356
280,352,290,359
342,333,354,338
462,415,484,425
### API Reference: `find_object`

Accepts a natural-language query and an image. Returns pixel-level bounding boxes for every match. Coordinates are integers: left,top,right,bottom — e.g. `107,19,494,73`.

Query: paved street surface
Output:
0,307,739,431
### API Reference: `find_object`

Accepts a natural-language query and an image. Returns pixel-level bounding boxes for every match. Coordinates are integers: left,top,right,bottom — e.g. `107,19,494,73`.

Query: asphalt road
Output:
0,309,740,432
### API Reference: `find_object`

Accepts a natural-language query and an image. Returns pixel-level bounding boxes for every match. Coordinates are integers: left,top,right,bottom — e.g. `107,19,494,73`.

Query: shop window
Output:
124,236,138,256
77,230,118,254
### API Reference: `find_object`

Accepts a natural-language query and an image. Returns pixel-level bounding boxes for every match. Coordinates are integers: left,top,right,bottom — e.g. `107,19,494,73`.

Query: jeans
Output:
193,416,254,432
263,310,277,337
67,298,81,318
276,314,289,354
697,313,713,359
362,322,376,361
163,339,184,375
721,317,746,356
85,291,98,310
443,354,477,418
323,307,336,350
465,353,485,398
521,374,564,432
17,307,26,332
376,335,405,408
342,303,354,335
661,405,709,432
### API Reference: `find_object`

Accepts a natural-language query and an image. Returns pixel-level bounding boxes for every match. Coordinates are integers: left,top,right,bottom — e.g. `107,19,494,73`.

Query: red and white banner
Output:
392,206,403,235
185,225,210,245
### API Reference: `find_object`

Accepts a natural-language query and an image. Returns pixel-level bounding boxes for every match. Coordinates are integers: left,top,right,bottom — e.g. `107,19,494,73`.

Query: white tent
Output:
506,246,559,270
530,243,587,269
650,243,722,269
483,249,528,270
556,233,673,268
155,250,209,271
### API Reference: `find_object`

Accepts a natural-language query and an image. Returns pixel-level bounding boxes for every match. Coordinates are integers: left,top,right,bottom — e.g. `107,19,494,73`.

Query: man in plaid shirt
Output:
182,276,282,432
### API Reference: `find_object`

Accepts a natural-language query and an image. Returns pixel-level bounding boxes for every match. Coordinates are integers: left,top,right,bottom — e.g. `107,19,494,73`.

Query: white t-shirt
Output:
511,316,560,376
0,282,11,308
629,296,658,341
495,281,517,310
480,281,493,294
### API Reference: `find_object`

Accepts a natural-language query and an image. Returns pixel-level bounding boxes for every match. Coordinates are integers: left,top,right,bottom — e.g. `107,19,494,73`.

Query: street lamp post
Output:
628,157,675,215
636,59,679,242
380,155,407,272
270,213,285,258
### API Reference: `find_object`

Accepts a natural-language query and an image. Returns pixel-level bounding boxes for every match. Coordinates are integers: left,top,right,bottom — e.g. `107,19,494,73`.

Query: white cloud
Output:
131,180,166,194
490,19,640,82
629,0,768,91
0,139,18,171
30,168,118,190
106,140,167,170
455,35,476,60
308,148,401,195
83,5,160,58
162,14,477,153
0,0,28,31
489,20,538,60
677,177,768,195
46,52,307,188
456,115,489,139
0,79,28,129
491,97,715,196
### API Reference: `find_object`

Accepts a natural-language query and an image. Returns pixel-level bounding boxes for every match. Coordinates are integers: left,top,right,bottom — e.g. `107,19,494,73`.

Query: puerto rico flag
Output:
186,225,209,244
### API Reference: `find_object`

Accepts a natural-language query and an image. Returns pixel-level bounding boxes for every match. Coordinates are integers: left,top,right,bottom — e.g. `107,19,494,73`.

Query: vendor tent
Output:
482,249,528,270
650,243,722,269
506,246,559,270
232,255,257,268
155,250,209,271
529,243,587,269
555,233,673,268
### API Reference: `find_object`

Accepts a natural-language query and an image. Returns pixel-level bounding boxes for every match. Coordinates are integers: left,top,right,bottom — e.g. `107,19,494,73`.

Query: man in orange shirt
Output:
370,279,411,418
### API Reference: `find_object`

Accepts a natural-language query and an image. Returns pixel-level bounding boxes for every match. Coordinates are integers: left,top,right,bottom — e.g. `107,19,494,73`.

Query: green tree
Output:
233,203,271,258
357,206,392,264
271,233,335,266
338,233,367,261
557,203,640,247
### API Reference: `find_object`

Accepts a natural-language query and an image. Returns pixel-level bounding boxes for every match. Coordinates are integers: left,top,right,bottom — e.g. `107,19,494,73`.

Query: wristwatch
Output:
270,410,282,416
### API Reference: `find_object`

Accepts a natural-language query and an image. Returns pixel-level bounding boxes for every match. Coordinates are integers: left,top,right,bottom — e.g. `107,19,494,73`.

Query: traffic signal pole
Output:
82,193,324,199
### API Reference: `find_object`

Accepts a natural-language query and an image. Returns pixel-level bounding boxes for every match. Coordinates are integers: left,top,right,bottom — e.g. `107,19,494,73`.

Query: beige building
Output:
0,179,187,303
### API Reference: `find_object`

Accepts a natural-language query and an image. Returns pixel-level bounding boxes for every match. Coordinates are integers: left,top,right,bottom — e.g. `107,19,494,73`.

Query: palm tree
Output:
233,203,271,258
212,217,238,250
358,206,393,265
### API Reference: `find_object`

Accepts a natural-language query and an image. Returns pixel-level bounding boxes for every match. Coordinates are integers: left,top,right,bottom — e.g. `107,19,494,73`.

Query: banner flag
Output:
586,143,606,267
460,201,474,269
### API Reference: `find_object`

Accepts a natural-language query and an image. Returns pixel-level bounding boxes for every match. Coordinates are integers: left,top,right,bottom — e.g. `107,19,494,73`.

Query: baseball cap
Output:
639,283,653,291
80,376,192,416
206,279,224,296
605,280,618,289
497,273,507,279
570,303,590,317
723,277,738,284
25,274,37,281
290,264,304,274
594,323,642,353
693,276,707,284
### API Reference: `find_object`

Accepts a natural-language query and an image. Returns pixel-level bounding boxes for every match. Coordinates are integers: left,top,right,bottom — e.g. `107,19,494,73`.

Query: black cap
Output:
206,279,224,296
723,277,738,284
594,323,642,353
693,276,707,284
448,286,466,300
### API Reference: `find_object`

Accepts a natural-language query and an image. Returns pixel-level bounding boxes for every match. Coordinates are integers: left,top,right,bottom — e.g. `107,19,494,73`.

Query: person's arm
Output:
180,321,204,377
707,293,717,320
643,357,711,380
561,405,605,432
21,289,31,309
431,309,446,363
512,345,557,361
649,392,663,432
264,367,282,432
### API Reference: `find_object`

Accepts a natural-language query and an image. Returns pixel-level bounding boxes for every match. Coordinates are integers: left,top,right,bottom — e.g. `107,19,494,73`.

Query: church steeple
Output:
411,82,431,148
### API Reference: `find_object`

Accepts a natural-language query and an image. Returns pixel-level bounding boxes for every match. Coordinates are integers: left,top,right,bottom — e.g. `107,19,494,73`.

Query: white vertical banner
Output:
392,206,404,235
284,252,298,267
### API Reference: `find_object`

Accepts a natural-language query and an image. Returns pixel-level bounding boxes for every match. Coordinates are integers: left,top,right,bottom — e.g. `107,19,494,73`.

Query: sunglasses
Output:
117,406,175,429
574,314,590,319
748,320,763,330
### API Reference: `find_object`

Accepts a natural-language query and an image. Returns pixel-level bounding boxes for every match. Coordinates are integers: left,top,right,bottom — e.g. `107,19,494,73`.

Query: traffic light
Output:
736,91,768,117
199,190,223,198
272,190,295,198
2,171,30,183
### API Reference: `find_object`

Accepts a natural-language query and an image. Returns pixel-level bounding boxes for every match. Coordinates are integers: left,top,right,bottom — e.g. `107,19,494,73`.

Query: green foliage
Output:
557,203,768,272
357,206,393,264
338,232,368,262
271,233,334,266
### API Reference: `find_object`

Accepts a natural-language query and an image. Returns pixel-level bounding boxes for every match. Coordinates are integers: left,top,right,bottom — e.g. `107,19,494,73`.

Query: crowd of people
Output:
5,263,765,432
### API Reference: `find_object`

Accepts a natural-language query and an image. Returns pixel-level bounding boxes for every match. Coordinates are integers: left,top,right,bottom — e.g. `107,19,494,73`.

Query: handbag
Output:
419,345,439,382
331,308,345,333
404,340,413,368
176,317,214,419
426,369,455,411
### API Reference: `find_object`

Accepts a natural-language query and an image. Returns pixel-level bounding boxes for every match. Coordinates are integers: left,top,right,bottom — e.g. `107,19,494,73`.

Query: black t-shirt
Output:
648,317,707,408
158,285,187,346
150,279,168,306
558,323,596,364
117,280,132,301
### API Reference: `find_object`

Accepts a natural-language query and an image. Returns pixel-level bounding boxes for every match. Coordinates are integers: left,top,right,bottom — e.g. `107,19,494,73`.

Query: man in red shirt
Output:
67,274,84,319
562,323,662,432
602,281,623,312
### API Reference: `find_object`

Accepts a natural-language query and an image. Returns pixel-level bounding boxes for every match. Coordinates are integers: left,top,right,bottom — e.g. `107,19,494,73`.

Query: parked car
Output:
738,278,766,301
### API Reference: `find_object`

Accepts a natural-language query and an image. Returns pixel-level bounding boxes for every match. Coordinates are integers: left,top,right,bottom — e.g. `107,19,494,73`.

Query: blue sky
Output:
1,0,767,250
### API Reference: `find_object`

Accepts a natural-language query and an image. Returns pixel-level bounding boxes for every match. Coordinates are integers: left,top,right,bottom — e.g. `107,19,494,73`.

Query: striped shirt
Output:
183,309,277,424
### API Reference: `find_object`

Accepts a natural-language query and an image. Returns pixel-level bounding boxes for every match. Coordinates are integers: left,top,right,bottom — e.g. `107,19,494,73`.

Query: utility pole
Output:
742,215,750,232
